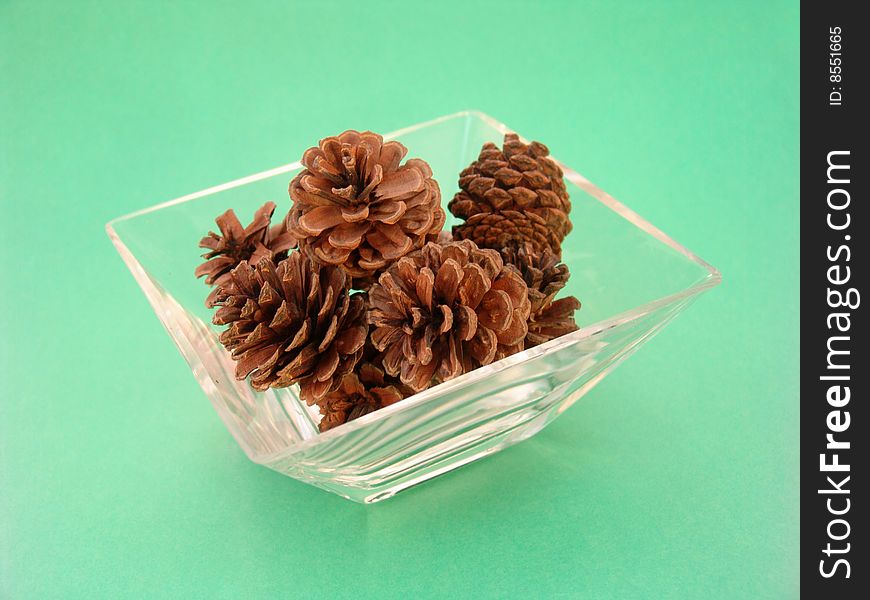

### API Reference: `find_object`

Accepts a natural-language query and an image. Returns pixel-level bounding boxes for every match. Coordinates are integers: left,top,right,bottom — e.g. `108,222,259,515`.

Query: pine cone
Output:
287,130,445,287
368,240,531,391
196,201,297,307
317,363,406,432
501,244,581,347
449,133,571,255
211,252,367,402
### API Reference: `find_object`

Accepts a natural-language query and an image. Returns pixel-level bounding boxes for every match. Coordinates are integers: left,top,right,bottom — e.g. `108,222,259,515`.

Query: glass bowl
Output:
106,111,720,503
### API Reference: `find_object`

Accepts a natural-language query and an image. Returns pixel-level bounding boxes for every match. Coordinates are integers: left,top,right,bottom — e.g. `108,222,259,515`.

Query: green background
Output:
0,1,799,598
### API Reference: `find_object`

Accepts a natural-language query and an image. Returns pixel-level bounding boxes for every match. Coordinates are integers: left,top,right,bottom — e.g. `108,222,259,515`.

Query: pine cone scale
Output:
414,268,435,310
333,325,367,355
314,347,340,381
280,315,307,351
479,290,512,332
433,259,462,305
498,308,530,346
367,201,405,224
368,224,412,259
457,265,490,309
438,335,462,381
195,255,235,281
272,345,318,386
296,206,346,235
233,344,277,379
467,326,497,364
455,305,477,341
375,167,425,199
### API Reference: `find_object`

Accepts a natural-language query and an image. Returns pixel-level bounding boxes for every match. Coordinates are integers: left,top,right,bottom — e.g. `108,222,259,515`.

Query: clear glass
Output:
106,111,721,503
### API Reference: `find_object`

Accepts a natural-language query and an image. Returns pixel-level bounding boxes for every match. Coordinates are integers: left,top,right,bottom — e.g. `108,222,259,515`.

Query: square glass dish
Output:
107,111,720,503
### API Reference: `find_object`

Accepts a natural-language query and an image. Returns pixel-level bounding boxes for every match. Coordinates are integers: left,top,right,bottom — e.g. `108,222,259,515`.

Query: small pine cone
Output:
287,130,446,287
368,240,531,392
317,363,407,432
196,202,298,307
501,244,581,347
449,133,571,255
211,252,367,402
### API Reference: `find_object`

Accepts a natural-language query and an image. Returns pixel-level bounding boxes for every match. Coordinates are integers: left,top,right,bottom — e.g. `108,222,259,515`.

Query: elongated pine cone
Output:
196,201,297,307
288,130,445,287
449,133,571,255
211,252,367,402
501,244,581,347
317,363,406,432
369,240,531,392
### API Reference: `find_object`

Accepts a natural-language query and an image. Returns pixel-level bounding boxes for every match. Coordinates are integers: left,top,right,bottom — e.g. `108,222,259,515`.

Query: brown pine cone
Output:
317,363,406,432
211,252,367,402
501,244,581,347
196,201,297,307
449,133,571,255
368,240,531,392
287,130,445,287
